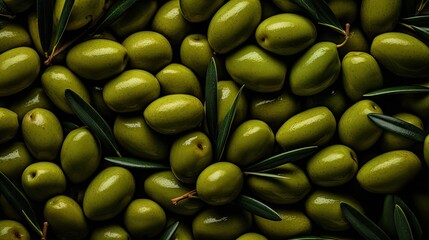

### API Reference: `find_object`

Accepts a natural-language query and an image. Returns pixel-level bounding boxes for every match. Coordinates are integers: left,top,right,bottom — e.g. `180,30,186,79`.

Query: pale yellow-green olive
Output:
0,20,32,53
83,166,135,221
0,220,31,240
360,0,402,39
122,31,173,73
9,87,55,122
357,150,422,193
27,12,44,55
0,107,18,144
208,0,262,54
89,225,130,240
41,65,91,114
0,141,33,184
103,69,161,112
216,80,248,128
276,106,336,150
225,44,287,92
0,47,40,97
180,33,214,78
179,0,225,22
144,94,204,135
66,39,128,81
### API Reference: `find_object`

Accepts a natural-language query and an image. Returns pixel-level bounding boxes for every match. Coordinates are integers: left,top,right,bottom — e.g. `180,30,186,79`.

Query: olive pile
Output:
0,0,429,239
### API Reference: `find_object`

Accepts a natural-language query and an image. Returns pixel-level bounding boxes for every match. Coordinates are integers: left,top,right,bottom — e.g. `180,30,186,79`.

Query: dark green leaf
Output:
363,85,429,97
289,0,344,34
104,157,170,170
90,0,139,34
394,196,423,240
418,0,429,13
205,57,218,143
394,205,414,240
215,84,244,161
65,89,122,157
245,146,318,172
400,23,429,44
378,195,396,238
243,171,289,180
158,221,180,240
401,15,429,26
37,0,54,55
50,0,74,53
341,202,391,240
367,113,426,142
62,121,80,132
232,194,281,221
0,172,42,237
0,0,14,18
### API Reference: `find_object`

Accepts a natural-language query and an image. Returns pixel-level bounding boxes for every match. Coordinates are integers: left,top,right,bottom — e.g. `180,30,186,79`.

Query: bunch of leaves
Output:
35,0,139,64
400,0,429,44
341,195,423,240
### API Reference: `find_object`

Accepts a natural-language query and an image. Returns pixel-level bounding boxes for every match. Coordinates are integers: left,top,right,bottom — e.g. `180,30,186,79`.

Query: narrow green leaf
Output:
158,221,180,240
104,157,170,170
243,171,290,180
245,146,318,172
90,0,139,34
0,172,42,237
367,113,426,142
394,205,414,240
37,0,54,55
0,0,14,18
205,57,218,143
340,202,391,240
289,0,344,34
232,194,282,221
62,121,80,132
393,196,423,240
418,0,429,13
363,85,429,97
400,23,429,44
50,0,74,53
378,195,396,238
65,89,122,157
215,84,244,161
401,15,429,26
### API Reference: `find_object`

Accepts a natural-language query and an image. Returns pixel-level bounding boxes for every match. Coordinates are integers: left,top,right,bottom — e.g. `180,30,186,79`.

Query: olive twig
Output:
171,189,198,205
41,221,48,240
336,23,351,48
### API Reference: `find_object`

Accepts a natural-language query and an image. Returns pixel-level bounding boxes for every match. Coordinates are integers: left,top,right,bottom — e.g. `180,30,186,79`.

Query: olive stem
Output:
336,23,351,48
171,189,197,205
41,221,48,240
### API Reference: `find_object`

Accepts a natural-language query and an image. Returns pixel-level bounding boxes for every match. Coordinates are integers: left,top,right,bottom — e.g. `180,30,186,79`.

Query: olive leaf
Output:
418,0,429,14
378,195,396,238
36,0,54,56
104,157,170,170
158,221,180,240
65,89,122,157
49,0,74,55
394,205,414,240
231,194,282,221
205,57,218,143
289,0,345,34
90,0,139,34
61,121,80,132
215,84,244,161
0,0,14,18
340,202,391,240
393,196,423,240
401,15,429,26
367,113,426,142
400,23,429,44
363,85,429,97
0,172,43,237
243,171,290,180
245,146,318,172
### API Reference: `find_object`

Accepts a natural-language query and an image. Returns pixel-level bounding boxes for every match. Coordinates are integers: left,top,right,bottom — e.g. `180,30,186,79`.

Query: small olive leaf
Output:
394,205,414,240
289,0,344,34
231,194,282,221
50,0,74,54
104,157,170,170
340,202,391,240
245,146,318,172
418,0,429,13
215,84,244,161
158,221,180,240
205,57,218,143
243,171,290,180
0,0,14,18
367,113,426,142
393,196,423,240
0,172,43,237
363,85,429,97
64,89,122,157
400,23,429,44
401,15,429,26
90,0,139,34
378,195,396,238
37,0,54,56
